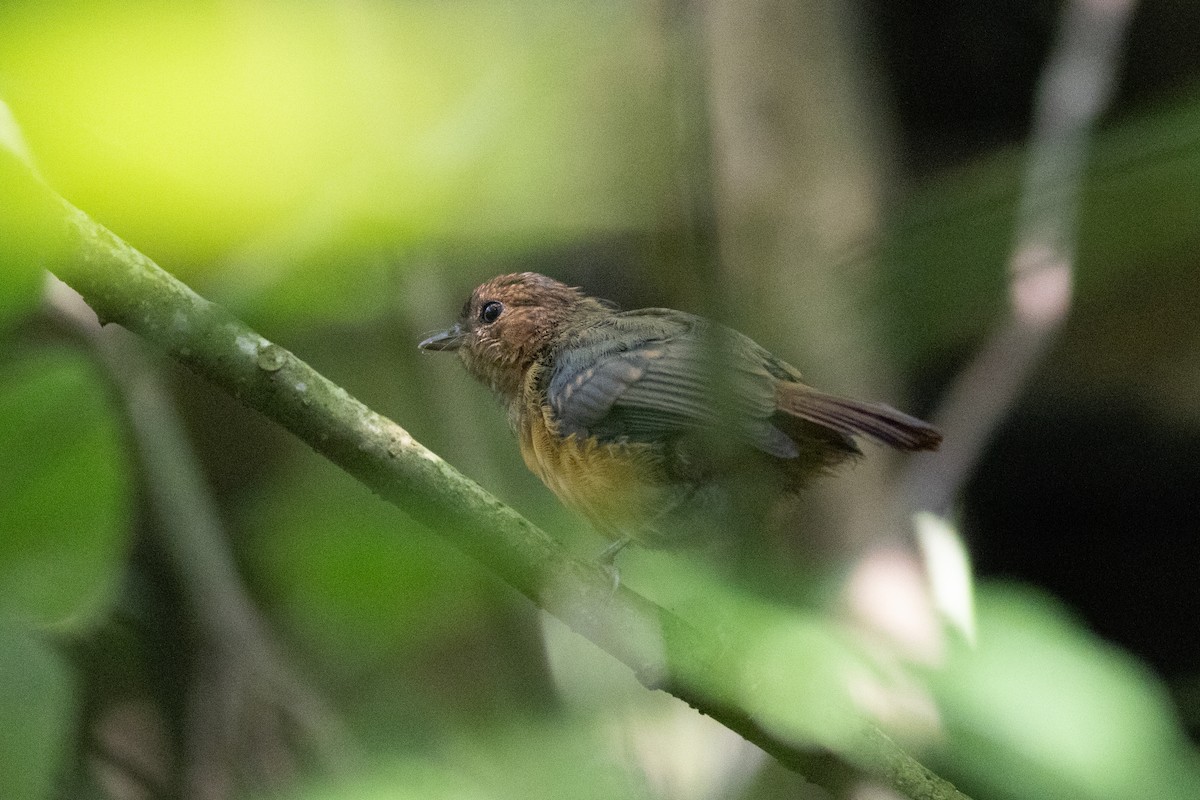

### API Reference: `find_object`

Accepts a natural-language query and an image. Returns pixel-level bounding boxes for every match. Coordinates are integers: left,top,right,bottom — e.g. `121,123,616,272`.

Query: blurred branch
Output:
43,198,970,799
47,280,356,799
903,0,1138,514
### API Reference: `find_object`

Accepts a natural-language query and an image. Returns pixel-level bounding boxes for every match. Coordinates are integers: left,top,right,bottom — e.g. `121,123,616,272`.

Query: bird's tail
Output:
774,383,942,452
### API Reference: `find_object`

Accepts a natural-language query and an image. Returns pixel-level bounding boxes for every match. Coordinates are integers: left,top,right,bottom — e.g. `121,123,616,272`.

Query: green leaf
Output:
0,621,74,800
0,350,131,627
0,2,675,325
247,462,498,671
933,583,1200,800
276,717,652,800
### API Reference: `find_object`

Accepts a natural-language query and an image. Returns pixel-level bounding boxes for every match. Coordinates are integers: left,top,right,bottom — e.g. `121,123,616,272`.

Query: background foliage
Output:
1,1,1199,799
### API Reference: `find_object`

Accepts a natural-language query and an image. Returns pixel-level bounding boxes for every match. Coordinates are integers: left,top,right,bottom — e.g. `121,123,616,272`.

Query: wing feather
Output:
547,311,797,457
546,308,940,459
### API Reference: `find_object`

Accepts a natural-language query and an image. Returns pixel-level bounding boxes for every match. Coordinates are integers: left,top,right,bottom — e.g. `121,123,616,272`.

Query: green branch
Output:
46,193,968,800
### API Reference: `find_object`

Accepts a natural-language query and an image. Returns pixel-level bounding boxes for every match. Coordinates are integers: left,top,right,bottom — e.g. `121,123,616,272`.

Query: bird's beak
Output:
418,324,466,352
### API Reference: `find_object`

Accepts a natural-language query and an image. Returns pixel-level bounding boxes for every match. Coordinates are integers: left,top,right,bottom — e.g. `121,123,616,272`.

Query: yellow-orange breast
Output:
515,397,670,542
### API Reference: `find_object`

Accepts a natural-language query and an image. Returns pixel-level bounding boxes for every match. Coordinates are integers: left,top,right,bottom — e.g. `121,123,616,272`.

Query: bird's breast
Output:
515,398,670,542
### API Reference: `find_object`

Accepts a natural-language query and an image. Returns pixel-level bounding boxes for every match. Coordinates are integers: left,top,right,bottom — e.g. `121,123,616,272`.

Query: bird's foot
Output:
596,536,631,595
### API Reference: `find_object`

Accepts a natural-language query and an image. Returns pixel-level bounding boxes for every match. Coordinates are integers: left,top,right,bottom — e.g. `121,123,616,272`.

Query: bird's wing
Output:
547,310,800,457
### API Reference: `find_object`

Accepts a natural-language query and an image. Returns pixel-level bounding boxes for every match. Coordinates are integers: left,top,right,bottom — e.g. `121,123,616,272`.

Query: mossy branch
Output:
46,195,969,800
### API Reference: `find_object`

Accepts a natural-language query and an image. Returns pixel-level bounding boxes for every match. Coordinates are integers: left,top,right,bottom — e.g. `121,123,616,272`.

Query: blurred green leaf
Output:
620,552,883,758
274,717,651,800
0,350,131,627
0,622,74,800
932,583,1200,800
247,461,499,670
734,615,868,752
0,1,675,325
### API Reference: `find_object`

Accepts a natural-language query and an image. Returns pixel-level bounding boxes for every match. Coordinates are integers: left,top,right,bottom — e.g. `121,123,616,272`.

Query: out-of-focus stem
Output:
904,0,1138,516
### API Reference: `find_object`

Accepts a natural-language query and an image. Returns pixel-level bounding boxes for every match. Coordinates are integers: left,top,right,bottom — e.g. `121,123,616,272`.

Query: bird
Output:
419,272,941,557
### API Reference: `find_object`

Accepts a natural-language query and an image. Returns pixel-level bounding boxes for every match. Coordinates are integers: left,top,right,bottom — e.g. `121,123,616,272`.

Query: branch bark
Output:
44,194,969,800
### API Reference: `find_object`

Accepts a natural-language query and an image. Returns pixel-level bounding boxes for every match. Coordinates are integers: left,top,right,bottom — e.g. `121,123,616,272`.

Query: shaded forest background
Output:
1,1,1198,799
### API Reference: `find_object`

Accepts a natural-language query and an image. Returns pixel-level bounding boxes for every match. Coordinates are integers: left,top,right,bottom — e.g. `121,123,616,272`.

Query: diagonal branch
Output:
45,193,970,800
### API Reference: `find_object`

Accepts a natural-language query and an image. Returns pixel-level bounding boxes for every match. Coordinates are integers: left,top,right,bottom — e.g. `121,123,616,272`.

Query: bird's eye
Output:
479,300,504,324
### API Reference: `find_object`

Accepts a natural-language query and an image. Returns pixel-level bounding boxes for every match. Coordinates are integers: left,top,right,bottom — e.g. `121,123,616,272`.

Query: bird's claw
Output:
596,536,631,596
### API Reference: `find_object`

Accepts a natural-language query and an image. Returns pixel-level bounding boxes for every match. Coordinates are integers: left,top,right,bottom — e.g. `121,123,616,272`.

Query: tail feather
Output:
775,383,942,452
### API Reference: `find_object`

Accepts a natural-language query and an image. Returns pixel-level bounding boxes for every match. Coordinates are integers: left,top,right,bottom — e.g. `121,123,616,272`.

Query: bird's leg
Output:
596,535,631,593
597,535,631,564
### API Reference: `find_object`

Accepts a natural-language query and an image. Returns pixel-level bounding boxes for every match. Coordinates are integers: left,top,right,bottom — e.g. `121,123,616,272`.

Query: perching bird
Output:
420,273,940,554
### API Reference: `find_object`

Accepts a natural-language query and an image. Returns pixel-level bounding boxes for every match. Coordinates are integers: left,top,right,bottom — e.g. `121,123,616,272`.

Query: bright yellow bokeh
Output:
0,1,672,283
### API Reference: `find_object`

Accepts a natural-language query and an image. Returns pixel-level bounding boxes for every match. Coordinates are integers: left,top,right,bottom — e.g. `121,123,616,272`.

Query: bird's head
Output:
419,272,599,399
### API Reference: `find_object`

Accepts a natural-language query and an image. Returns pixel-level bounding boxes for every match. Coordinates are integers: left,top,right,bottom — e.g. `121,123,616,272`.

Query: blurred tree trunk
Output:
701,0,941,657
703,0,889,367
701,0,906,548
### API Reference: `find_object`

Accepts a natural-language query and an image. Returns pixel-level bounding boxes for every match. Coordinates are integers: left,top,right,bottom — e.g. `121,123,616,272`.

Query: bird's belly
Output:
518,407,669,541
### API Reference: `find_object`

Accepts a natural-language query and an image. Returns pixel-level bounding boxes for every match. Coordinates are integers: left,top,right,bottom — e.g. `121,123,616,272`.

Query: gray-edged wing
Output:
546,309,800,458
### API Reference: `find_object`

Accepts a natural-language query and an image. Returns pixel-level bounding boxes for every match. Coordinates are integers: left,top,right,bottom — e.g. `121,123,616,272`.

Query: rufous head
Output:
419,272,601,399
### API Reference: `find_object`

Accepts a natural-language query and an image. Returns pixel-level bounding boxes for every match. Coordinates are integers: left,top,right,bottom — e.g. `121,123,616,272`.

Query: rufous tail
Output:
775,383,942,452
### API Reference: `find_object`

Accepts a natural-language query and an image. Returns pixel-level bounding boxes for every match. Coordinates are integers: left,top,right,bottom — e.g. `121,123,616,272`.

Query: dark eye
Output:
479,300,504,324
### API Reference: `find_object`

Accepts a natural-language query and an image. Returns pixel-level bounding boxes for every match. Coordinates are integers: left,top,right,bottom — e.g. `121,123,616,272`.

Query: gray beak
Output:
418,324,466,351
